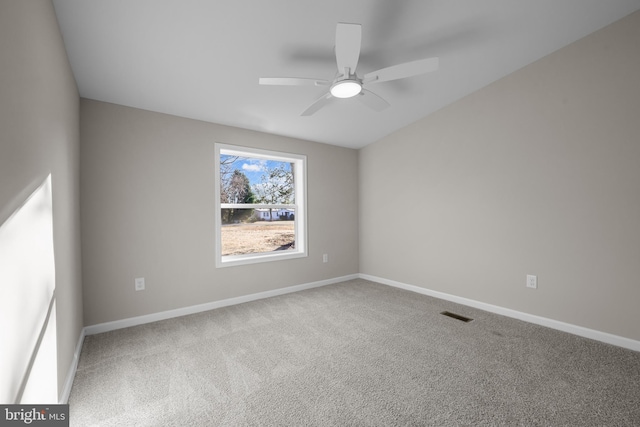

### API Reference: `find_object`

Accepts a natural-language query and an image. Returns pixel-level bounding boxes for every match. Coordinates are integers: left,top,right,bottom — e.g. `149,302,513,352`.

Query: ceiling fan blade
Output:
301,92,333,116
259,77,330,86
358,89,390,112
363,57,439,84
335,23,361,76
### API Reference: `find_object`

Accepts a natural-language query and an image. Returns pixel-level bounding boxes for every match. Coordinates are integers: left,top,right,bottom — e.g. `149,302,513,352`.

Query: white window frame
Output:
215,143,307,268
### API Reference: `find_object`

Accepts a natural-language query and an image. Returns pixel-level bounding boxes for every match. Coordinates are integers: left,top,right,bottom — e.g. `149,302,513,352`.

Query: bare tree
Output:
228,170,253,203
219,155,239,203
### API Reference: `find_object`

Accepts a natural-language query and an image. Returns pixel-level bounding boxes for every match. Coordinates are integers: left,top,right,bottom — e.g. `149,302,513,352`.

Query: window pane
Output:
221,209,295,256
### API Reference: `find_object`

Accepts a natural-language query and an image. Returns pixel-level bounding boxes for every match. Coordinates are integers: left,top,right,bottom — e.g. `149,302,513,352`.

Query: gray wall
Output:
359,11,640,341
0,0,83,397
80,100,359,325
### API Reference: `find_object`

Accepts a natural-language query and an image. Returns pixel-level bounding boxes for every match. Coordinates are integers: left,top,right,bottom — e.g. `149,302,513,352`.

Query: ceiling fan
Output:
259,22,439,116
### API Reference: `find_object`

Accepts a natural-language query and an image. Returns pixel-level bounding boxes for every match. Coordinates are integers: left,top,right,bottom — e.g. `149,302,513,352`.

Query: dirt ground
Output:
221,221,295,256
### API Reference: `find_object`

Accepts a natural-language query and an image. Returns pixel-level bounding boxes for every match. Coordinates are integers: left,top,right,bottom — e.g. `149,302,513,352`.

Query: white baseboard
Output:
360,274,640,352
85,274,359,336
59,327,85,404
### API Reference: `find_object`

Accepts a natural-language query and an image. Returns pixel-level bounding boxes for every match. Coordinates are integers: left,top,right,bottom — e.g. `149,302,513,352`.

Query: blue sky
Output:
221,155,291,187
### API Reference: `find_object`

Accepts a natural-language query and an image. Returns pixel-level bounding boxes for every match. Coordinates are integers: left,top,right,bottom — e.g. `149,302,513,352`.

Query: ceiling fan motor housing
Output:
330,78,362,98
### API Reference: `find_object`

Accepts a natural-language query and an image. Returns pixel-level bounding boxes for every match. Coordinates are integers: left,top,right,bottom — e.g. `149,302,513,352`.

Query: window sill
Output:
217,250,307,268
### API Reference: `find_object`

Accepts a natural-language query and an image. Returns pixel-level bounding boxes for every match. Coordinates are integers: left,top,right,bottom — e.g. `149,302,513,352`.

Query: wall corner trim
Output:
359,274,640,352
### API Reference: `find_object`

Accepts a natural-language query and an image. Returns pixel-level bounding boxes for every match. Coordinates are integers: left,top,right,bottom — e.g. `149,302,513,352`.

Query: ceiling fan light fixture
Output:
330,80,362,98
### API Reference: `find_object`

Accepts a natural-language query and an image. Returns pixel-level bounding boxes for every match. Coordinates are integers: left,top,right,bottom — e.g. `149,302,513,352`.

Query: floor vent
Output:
441,311,473,323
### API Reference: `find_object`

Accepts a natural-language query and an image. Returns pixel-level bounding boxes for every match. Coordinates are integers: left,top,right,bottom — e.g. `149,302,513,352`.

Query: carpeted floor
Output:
69,279,640,426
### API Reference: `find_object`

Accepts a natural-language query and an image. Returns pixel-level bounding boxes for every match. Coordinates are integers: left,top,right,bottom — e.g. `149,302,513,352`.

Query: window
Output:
215,143,307,267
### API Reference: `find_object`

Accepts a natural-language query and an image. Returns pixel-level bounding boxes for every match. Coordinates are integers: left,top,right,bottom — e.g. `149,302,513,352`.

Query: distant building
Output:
253,208,295,221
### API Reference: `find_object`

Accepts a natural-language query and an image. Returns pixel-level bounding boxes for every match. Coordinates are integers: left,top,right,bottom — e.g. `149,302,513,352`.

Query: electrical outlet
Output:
135,277,145,291
323,254,328,263
526,275,537,289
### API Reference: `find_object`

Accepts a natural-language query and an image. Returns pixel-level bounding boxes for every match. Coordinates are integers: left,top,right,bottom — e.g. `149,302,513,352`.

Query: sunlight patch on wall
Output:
0,175,57,403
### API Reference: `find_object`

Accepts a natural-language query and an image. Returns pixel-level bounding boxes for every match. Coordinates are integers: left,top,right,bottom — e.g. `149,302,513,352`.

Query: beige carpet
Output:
69,279,640,426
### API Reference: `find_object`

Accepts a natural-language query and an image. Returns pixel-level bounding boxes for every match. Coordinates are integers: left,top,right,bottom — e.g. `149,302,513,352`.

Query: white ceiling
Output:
52,0,640,149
